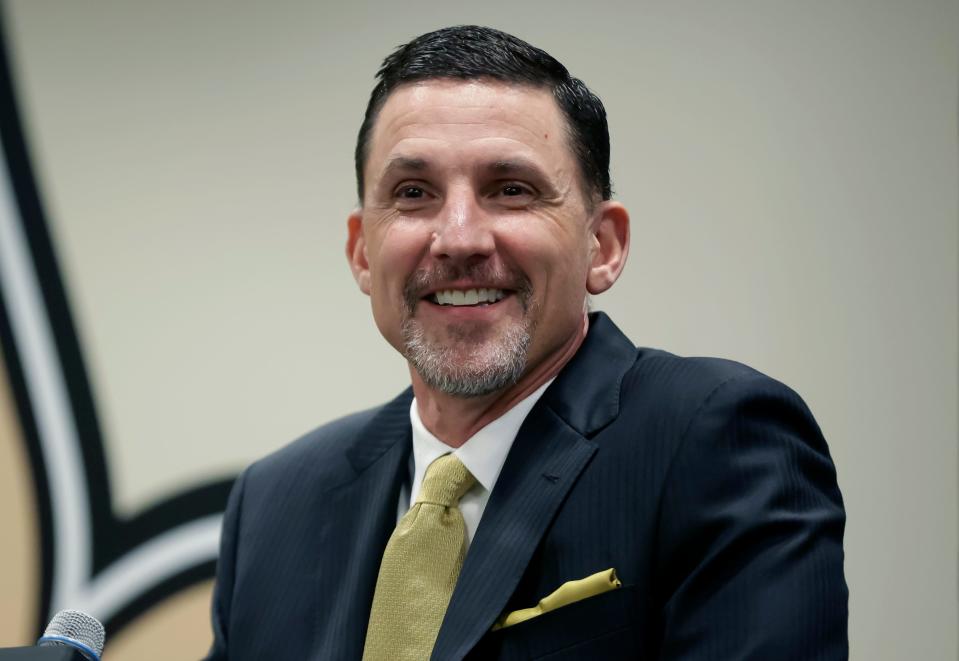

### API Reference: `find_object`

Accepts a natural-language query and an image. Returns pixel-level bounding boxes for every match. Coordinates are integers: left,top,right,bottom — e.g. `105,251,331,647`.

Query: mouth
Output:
424,287,511,307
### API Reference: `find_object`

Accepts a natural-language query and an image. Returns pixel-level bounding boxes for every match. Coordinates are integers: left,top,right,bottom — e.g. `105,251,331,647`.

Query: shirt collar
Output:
409,378,554,499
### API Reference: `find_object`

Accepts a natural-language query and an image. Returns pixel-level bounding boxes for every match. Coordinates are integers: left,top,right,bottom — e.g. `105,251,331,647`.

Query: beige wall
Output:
0,1,955,658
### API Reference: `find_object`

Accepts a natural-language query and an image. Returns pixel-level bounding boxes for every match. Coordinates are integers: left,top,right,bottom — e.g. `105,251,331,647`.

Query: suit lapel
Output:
313,389,412,660
542,312,639,436
430,313,638,660
431,404,597,660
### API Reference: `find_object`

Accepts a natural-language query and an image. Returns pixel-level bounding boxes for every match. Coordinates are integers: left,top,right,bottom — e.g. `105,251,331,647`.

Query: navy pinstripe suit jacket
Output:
205,313,847,660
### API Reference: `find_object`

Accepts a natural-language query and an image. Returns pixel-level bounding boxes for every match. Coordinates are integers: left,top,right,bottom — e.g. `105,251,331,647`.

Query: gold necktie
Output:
363,454,477,661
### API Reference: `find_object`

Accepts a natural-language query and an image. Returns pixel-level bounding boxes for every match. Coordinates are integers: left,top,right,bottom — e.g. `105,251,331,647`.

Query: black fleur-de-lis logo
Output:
0,10,234,638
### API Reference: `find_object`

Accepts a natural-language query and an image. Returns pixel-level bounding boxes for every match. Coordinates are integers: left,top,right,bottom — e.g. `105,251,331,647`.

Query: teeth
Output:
433,288,506,306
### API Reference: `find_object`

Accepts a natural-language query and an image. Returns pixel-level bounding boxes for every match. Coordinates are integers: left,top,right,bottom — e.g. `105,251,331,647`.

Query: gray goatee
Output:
401,264,535,398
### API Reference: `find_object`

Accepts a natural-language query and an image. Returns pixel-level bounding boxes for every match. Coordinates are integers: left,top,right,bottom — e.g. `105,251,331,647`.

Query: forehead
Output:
365,79,576,181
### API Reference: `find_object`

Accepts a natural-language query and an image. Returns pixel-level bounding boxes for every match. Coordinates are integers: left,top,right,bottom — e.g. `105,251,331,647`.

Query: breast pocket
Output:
472,584,641,660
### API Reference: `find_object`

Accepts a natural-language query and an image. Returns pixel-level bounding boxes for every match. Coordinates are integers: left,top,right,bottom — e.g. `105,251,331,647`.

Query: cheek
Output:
365,234,416,351
366,226,433,352
536,242,592,325
506,225,591,295
367,225,429,305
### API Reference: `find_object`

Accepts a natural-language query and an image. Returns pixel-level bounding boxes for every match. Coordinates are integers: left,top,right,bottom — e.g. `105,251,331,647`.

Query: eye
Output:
491,181,536,205
397,185,425,199
391,183,434,210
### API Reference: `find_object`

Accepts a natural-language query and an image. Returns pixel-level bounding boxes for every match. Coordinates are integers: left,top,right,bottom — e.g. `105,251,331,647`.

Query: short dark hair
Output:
354,25,612,202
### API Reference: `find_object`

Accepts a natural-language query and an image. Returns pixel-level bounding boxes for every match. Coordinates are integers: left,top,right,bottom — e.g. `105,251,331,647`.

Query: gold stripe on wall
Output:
0,347,215,658
102,580,213,660
0,349,37,646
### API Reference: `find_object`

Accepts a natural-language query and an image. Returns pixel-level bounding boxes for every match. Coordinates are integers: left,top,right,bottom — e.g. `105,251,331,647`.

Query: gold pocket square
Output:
492,568,622,631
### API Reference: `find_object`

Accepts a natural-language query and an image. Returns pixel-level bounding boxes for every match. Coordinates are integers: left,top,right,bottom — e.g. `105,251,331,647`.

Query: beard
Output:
400,262,535,398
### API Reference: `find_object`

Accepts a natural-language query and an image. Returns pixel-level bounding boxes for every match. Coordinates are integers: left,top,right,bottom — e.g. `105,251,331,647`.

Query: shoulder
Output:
222,386,414,528
615,347,828,459
623,347,795,418
238,402,387,501
624,348,831,467
553,314,808,440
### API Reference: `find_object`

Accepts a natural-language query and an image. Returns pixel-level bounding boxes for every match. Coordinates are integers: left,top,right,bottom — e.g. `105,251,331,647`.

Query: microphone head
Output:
37,609,105,661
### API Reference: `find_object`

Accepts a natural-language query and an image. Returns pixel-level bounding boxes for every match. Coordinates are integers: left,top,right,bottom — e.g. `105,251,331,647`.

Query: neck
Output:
411,314,589,447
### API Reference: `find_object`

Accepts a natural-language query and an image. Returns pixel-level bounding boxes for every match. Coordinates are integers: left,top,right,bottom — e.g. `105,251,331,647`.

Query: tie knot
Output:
417,454,476,507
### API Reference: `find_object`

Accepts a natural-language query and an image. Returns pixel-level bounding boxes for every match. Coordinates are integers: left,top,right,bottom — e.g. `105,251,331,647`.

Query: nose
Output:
429,186,495,261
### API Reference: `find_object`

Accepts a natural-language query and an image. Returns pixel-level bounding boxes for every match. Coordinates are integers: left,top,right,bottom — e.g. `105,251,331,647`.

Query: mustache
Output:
403,262,532,312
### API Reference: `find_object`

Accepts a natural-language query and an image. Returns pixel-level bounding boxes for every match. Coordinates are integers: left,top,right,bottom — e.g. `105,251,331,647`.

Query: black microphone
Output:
0,610,105,660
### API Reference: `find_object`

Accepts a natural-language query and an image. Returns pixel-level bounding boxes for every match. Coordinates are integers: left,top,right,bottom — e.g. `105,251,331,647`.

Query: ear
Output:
586,201,630,295
346,209,371,295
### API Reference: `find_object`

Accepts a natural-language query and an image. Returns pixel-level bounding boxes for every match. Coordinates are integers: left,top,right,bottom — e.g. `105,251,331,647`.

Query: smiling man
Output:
347,77,626,445
206,26,847,660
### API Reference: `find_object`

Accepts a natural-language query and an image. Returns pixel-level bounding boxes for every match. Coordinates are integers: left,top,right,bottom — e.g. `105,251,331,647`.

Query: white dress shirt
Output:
397,379,554,546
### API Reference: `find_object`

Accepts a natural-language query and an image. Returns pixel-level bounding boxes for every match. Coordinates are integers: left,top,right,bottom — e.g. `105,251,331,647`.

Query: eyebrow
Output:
380,156,429,180
486,158,560,197
487,158,546,177
381,156,548,178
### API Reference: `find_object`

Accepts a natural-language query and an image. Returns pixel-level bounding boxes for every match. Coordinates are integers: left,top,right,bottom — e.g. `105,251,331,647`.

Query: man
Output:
206,26,847,660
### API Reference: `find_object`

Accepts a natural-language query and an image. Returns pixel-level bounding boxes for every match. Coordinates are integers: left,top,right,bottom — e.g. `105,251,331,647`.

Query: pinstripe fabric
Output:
206,313,847,660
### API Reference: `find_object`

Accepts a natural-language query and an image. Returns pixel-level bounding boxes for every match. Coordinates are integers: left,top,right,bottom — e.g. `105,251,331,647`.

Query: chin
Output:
402,320,532,397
